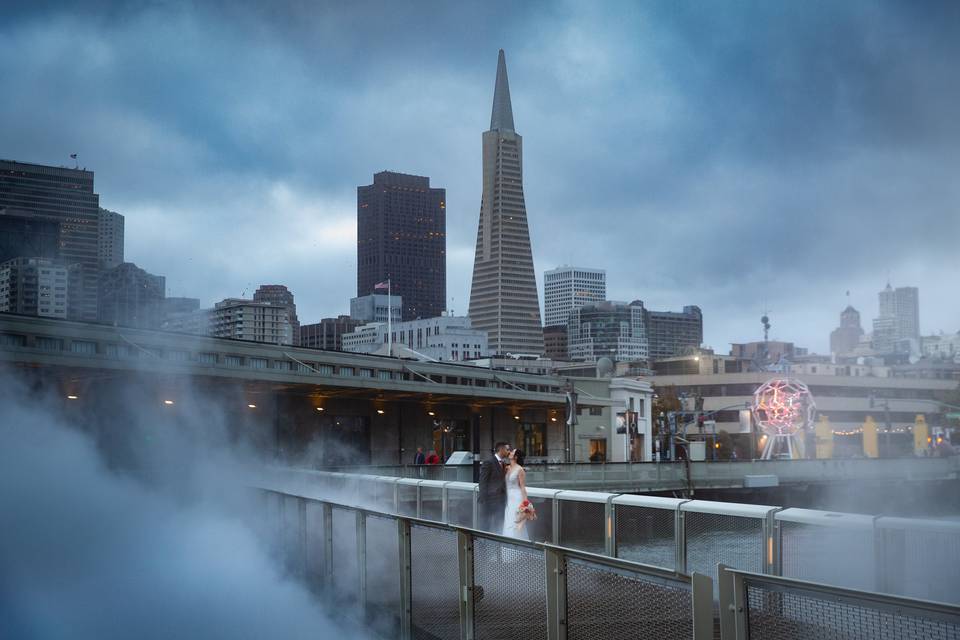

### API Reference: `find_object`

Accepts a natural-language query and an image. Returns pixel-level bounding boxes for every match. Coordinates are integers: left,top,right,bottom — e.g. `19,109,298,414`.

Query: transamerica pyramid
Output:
468,49,545,356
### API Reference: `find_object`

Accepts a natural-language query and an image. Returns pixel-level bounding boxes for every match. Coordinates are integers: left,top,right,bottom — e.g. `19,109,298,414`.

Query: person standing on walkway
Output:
413,447,425,465
478,442,510,533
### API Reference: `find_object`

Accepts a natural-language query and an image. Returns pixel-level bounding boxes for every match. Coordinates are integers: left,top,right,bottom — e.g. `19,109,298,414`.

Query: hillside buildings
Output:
468,50,544,356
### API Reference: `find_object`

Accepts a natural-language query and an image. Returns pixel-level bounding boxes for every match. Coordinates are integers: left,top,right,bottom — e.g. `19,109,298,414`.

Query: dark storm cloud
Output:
1,0,957,350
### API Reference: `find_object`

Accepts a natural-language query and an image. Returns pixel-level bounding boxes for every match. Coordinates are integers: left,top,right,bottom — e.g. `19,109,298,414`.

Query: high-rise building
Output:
98,262,166,329
299,316,363,351
468,50,544,356
97,208,124,269
210,298,293,345
350,293,402,324
0,257,71,318
357,171,445,321
644,304,703,361
0,160,101,321
874,284,920,350
0,208,61,263
253,285,299,345
830,306,864,355
568,300,647,363
543,325,569,361
543,266,606,327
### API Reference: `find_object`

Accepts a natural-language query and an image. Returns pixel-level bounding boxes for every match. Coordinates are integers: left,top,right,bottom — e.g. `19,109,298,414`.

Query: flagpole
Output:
387,279,392,357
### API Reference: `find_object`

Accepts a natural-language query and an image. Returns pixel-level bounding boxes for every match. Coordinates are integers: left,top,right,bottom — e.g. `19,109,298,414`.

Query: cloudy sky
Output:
3,1,958,353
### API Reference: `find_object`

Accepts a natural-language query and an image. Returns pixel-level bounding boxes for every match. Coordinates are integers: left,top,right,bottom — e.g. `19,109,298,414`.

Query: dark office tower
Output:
468,50,544,355
0,160,100,321
98,262,166,329
254,284,300,345
357,171,446,321
0,207,61,263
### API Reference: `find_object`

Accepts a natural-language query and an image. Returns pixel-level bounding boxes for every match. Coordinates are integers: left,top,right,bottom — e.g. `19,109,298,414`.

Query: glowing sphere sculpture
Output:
752,378,816,437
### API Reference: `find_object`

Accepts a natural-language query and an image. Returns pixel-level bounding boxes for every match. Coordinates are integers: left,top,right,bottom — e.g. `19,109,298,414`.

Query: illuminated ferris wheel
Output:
752,378,817,459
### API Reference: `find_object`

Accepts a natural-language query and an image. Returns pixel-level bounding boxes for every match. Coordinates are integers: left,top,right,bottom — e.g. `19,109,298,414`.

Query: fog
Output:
0,372,369,640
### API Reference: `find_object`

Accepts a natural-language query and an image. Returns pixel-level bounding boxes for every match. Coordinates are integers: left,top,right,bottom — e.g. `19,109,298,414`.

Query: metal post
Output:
604,498,616,557
690,572,714,640
675,505,687,574
472,413,481,484
544,547,567,640
717,564,736,640
298,498,308,579
552,497,562,546
762,509,780,575
398,518,413,640
357,510,367,621
322,502,334,592
457,531,475,640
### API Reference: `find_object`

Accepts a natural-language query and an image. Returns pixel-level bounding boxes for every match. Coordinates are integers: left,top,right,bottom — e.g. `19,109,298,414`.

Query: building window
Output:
316,364,334,376
0,333,26,347
224,355,243,367
516,422,547,457
589,406,603,416
249,358,268,369
339,366,354,377
197,352,217,365
35,337,63,351
377,370,392,381
70,341,97,355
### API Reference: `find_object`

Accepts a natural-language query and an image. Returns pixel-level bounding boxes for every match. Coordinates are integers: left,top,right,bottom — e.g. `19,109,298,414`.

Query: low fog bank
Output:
0,372,369,640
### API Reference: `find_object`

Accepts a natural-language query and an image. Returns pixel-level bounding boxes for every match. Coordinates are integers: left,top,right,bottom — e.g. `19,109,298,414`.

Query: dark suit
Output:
477,454,506,533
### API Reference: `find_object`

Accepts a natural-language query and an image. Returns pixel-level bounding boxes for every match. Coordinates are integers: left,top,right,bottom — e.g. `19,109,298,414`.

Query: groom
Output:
477,442,511,533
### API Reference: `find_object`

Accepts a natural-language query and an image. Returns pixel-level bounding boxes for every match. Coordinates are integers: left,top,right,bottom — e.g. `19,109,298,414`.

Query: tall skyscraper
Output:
253,284,299,345
0,160,100,321
357,171,446,321
543,266,606,327
830,305,864,355
468,50,544,355
877,283,920,341
97,207,124,269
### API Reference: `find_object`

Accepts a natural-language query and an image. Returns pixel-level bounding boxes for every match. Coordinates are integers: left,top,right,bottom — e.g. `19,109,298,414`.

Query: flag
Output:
70,154,77,159
374,280,390,291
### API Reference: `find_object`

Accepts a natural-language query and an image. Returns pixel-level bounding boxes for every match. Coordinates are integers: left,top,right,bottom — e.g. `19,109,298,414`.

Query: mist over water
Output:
0,372,368,640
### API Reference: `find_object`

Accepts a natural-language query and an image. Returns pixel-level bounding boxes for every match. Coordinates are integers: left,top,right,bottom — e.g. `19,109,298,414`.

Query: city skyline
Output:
3,2,959,353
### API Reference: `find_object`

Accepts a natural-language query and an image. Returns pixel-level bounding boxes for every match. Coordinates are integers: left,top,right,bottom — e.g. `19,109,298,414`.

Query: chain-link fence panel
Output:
373,479,396,514
685,512,763,577
365,514,401,636
878,523,960,604
410,524,461,640
559,500,606,554
304,500,325,594
280,495,304,576
420,484,444,522
525,495,555,543
331,507,360,607
744,580,960,640
565,558,693,640
615,505,677,570
446,488,475,527
780,521,874,591
397,483,419,517
472,537,546,640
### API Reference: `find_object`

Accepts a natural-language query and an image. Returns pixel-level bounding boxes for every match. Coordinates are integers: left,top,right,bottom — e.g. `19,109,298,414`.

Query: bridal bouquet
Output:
514,499,537,530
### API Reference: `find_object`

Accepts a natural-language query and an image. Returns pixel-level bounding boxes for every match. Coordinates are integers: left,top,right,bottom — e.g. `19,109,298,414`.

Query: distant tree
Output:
716,429,734,460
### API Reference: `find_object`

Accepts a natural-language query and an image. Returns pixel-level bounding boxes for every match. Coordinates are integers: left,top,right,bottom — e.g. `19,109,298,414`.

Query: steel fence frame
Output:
717,563,960,640
259,467,960,605
257,486,714,640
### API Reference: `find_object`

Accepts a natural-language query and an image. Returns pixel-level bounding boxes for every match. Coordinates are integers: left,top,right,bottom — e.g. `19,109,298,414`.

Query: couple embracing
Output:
477,442,535,539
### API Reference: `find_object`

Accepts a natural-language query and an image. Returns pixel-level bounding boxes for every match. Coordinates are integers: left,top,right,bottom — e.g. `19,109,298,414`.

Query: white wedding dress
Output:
501,466,529,540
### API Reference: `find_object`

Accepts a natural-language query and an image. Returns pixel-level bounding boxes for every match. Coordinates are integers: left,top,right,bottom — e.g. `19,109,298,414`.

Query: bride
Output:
501,448,531,540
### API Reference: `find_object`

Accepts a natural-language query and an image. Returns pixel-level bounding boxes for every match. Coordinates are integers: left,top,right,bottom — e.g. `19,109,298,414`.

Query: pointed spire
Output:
490,49,515,132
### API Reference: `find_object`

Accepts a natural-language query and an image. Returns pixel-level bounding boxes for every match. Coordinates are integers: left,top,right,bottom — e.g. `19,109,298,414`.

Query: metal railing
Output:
258,487,715,640
260,467,960,605
717,564,960,639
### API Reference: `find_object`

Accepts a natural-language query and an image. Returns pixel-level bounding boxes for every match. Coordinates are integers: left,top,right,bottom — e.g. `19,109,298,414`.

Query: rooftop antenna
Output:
69,153,78,169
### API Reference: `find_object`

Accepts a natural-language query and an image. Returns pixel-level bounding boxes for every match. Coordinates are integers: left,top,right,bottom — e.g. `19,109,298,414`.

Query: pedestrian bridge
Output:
254,466,960,639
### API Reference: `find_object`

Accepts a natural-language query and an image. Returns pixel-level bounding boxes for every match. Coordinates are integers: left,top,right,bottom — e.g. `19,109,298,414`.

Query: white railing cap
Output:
527,487,562,499
775,507,875,529
556,489,617,503
418,479,447,490
875,516,960,534
443,481,478,492
613,494,687,510
396,477,422,487
681,499,778,518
